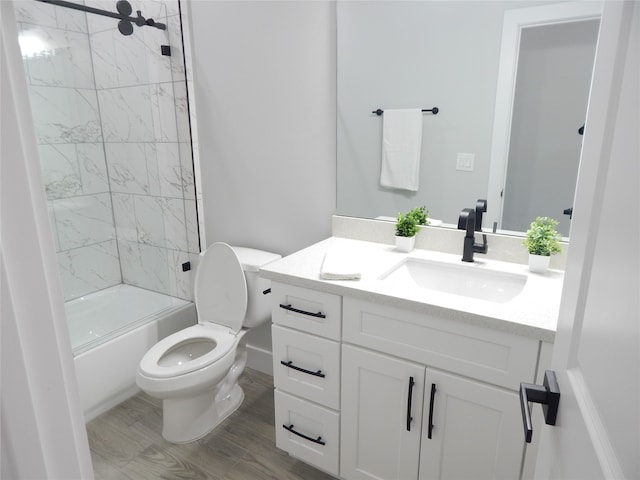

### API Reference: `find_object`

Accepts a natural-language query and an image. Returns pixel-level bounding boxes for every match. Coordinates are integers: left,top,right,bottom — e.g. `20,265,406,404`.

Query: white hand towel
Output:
380,109,423,191
319,250,361,281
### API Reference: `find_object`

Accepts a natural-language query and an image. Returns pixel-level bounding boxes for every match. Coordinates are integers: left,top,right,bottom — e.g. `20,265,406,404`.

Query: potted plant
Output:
395,206,429,252
408,205,430,227
523,216,562,272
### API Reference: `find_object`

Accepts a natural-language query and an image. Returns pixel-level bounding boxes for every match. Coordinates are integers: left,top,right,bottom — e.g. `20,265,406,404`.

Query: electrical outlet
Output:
456,153,475,172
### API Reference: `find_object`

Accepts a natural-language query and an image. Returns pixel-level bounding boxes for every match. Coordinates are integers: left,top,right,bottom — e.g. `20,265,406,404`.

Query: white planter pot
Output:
395,235,416,253
528,254,551,273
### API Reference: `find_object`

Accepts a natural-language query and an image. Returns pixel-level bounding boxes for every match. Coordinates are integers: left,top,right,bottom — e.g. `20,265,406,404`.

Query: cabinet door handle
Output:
279,303,326,318
519,370,560,443
280,360,326,378
427,383,437,439
406,376,415,431
282,424,326,445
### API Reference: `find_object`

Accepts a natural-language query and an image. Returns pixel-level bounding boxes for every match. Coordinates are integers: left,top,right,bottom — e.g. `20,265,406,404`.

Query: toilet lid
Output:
194,243,247,334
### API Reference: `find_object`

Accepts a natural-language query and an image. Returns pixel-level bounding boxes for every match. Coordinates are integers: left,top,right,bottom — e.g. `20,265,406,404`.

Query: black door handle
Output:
406,376,415,431
427,383,436,439
519,370,560,443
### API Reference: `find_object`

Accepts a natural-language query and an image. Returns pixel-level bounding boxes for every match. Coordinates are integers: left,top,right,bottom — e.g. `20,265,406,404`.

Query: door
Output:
501,18,599,236
341,345,425,480
486,2,602,232
419,370,524,480
533,2,638,478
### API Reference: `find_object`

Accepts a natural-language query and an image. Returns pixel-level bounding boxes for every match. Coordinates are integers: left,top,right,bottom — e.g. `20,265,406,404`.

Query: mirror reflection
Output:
336,1,600,237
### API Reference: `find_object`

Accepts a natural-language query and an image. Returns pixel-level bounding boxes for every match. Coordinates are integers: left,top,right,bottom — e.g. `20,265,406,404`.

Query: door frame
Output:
486,1,602,229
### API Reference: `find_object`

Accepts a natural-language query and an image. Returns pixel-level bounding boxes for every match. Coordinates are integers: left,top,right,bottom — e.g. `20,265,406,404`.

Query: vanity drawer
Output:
272,325,340,409
271,282,342,340
342,297,539,390
274,390,340,476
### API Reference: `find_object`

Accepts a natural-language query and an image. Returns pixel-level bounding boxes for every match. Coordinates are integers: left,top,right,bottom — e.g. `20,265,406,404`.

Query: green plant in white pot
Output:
523,216,562,272
395,206,429,252
408,205,430,227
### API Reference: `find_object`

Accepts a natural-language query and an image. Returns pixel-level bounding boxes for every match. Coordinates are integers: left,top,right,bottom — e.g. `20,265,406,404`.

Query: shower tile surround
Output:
16,0,199,301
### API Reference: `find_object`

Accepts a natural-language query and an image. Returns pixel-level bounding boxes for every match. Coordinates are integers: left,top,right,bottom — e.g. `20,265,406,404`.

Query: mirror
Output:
336,1,600,237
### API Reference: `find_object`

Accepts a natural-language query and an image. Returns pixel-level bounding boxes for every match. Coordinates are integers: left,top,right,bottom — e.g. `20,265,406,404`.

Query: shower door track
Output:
35,0,166,35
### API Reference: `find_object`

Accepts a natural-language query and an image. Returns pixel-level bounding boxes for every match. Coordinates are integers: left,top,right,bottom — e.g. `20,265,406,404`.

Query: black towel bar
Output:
372,107,439,116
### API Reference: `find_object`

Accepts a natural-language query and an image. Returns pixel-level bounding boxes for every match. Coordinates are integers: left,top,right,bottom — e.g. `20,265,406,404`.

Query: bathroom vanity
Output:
260,236,562,480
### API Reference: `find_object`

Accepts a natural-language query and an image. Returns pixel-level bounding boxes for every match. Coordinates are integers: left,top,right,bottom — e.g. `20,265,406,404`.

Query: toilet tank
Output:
232,246,281,328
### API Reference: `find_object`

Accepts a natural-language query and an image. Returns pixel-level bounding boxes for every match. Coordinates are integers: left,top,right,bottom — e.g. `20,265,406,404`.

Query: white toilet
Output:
136,242,281,443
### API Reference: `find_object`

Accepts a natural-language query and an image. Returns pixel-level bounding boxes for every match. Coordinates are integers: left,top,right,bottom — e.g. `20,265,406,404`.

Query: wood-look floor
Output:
87,368,336,480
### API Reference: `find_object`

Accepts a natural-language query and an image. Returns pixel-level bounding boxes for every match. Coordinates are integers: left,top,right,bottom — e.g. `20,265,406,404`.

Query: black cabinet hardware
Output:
280,360,325,378
519,370,560,443
427,383,437,439
282,424,326,445
262,288,271,295
279,303,326,318
406,376,415,431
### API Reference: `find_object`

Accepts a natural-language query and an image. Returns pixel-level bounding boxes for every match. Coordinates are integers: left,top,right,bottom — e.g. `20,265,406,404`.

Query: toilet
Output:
136,242,281,443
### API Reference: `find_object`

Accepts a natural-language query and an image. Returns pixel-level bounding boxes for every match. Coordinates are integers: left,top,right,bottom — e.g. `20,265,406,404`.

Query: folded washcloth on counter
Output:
319,249,362,280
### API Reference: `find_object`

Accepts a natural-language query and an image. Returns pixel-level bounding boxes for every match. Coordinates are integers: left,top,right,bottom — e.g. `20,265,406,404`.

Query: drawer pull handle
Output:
279,303,326,319
427,383,437,439
406,376,415,431
282,424,326,446
280,360,326,378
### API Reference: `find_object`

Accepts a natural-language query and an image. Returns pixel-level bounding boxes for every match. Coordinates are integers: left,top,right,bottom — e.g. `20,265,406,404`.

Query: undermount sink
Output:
379,258,527,303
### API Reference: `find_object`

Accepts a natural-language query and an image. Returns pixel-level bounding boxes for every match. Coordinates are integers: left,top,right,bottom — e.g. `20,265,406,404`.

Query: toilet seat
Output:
138,323,237,379
194,243,247,334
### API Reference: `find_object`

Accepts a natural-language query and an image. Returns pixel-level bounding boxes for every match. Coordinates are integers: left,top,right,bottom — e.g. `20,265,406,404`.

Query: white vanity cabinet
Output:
269,280,551,480
340,345,524,480
341,298,539,480
271,282,343,476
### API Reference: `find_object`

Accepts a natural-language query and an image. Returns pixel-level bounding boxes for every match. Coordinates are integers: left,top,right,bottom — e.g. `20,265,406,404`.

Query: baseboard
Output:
246,344,273,376
83,385,140,422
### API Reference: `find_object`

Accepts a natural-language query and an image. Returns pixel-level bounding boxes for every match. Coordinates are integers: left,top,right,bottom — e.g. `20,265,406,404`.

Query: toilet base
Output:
161,383,245,443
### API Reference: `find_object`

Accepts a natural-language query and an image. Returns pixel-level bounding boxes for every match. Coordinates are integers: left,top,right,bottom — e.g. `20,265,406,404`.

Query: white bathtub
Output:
67,284,197,421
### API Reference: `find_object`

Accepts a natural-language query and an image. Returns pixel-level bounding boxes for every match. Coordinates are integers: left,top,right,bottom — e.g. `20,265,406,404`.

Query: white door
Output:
341,345,425,480
533,2,639,478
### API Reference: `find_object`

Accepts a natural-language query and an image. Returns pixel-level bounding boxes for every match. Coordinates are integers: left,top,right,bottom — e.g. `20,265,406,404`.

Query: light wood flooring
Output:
87,368,336,480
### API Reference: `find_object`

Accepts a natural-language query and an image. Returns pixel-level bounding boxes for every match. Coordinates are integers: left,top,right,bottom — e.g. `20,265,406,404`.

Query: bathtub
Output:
67,284,197,421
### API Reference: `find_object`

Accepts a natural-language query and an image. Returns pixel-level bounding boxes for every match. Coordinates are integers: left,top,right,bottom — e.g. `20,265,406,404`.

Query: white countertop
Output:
260,237,563,343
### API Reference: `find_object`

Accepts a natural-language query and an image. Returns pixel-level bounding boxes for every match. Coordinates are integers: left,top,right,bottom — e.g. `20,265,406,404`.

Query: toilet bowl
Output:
136,242,281,443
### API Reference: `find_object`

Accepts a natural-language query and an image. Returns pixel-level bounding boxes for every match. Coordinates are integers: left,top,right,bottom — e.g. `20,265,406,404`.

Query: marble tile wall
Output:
16,0,199,302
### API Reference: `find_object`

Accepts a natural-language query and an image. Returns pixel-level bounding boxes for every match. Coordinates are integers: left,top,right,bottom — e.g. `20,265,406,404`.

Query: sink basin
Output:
380,258,527,303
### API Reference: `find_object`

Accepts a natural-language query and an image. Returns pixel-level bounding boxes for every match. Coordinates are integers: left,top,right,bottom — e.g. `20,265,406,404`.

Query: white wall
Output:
188,0,336,256
187,1,336,360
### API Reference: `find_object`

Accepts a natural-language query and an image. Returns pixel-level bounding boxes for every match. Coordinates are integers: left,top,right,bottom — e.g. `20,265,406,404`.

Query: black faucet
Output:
475,199,487,232
458,208,488,262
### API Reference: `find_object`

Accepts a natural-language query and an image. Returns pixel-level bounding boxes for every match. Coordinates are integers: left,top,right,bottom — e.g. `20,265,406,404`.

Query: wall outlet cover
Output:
456,153,475,172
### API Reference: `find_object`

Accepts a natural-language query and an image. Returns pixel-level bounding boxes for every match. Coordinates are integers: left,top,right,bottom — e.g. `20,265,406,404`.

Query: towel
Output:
380,109,423,191
319,250,361,281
